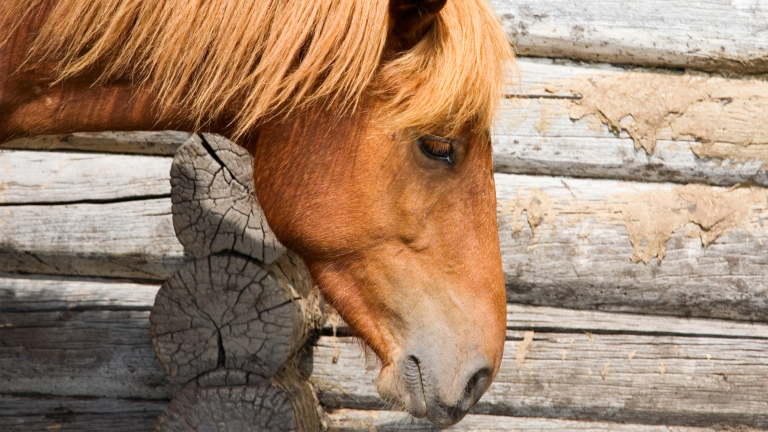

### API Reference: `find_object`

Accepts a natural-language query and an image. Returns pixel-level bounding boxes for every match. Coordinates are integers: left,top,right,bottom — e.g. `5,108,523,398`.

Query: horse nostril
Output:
464,366,492,403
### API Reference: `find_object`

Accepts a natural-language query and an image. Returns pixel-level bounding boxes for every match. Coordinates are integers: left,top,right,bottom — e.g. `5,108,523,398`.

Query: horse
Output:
0,0,514,425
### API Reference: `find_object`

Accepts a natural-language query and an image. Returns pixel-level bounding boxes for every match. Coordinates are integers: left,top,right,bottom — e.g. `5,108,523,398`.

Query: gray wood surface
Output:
155,377,307,432
492,0,768,73
308,329,768,428
0,150,171,204
495,58,768,187
0,307,177,399
1,394,167,432
5,274,768,429
150,253,314,383
171,134,285,264
326,409,739,432
326,304,768,340
0,273,160,311
0,198,189,279
495,173,768,322
0,131,189,155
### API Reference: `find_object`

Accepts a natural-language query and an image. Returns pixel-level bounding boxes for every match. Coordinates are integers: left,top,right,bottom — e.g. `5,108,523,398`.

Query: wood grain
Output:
0,394,167,432
0,273,160,311
5,274,768,429
155,374,315,432
307,331,768,428
2,150,767,320
495,173,768,322
326,409,738,432
0,131,189,155
0,150,171,204
0,308,177,399
0,198,188,279
492,0,768,73
150,252,315,383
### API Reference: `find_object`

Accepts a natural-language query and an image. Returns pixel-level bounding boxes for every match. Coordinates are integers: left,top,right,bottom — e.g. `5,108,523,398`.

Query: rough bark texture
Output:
492,1,768,73
171,133,285,264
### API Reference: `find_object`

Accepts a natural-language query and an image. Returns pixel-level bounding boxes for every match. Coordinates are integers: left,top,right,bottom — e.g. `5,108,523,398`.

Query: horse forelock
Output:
5,0,513,139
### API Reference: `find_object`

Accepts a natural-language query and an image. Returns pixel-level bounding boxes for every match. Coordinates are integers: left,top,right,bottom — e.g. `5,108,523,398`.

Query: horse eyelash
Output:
419,135,455,165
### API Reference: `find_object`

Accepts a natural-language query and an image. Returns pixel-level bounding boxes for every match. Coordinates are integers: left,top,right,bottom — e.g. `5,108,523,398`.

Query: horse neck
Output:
0,19,232,141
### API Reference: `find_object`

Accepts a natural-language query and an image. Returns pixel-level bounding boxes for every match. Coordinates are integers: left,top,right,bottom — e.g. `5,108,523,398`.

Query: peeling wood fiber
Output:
495,59,768,187
543,73,768,157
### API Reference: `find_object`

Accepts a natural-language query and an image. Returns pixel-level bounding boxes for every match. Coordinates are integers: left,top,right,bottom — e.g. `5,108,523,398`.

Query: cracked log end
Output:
150,252,317,383
171,133,286,264
154,368,320,432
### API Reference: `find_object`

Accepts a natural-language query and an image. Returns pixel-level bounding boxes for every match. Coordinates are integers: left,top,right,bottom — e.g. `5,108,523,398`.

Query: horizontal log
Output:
495,58,768,187
492,0,768,73
0,150,171,204
0,307,178,399
307,327,768,428
326,304,768,340
326,409,730,432
0,198,188,280
0,131,189,155
6,275,768,429
495,174,768,321
0,394,166,432
0,273,159,312
3,148,768,320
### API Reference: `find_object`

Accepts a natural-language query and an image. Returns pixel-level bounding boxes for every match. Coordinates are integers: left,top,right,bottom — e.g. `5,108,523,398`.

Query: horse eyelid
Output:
418,135,456,166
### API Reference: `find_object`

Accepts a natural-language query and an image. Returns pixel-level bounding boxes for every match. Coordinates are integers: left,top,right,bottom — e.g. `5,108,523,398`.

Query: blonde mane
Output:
6,0,513,138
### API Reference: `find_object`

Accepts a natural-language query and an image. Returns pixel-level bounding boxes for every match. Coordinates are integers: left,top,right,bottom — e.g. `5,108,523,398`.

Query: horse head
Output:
251,0,511,424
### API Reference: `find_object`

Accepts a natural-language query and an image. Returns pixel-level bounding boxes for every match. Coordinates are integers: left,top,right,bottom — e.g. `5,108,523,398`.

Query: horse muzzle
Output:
377,343,494,426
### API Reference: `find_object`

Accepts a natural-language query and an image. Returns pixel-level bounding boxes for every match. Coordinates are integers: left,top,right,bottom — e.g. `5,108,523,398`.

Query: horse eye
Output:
419,135,455,166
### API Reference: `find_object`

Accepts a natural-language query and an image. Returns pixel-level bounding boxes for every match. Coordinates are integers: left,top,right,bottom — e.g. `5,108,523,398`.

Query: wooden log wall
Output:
2,0,768,430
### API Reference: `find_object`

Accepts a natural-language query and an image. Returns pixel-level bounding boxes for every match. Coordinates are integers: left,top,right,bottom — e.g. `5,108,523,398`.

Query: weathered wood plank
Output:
326,304,768,340
0,307,178,399
0,131,189,155
0,199,188,280
0,394,166,432
5,275,768,429
0,150,171,204
326,409,734,432
0,273,159,311
504,305,768,340
496,173,768,322
307,331,768,428
494,58,768,187
3,166,767,320
492,0,768,73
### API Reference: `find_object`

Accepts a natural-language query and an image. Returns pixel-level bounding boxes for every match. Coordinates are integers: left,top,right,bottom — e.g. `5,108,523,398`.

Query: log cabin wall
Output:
2,1,768,430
